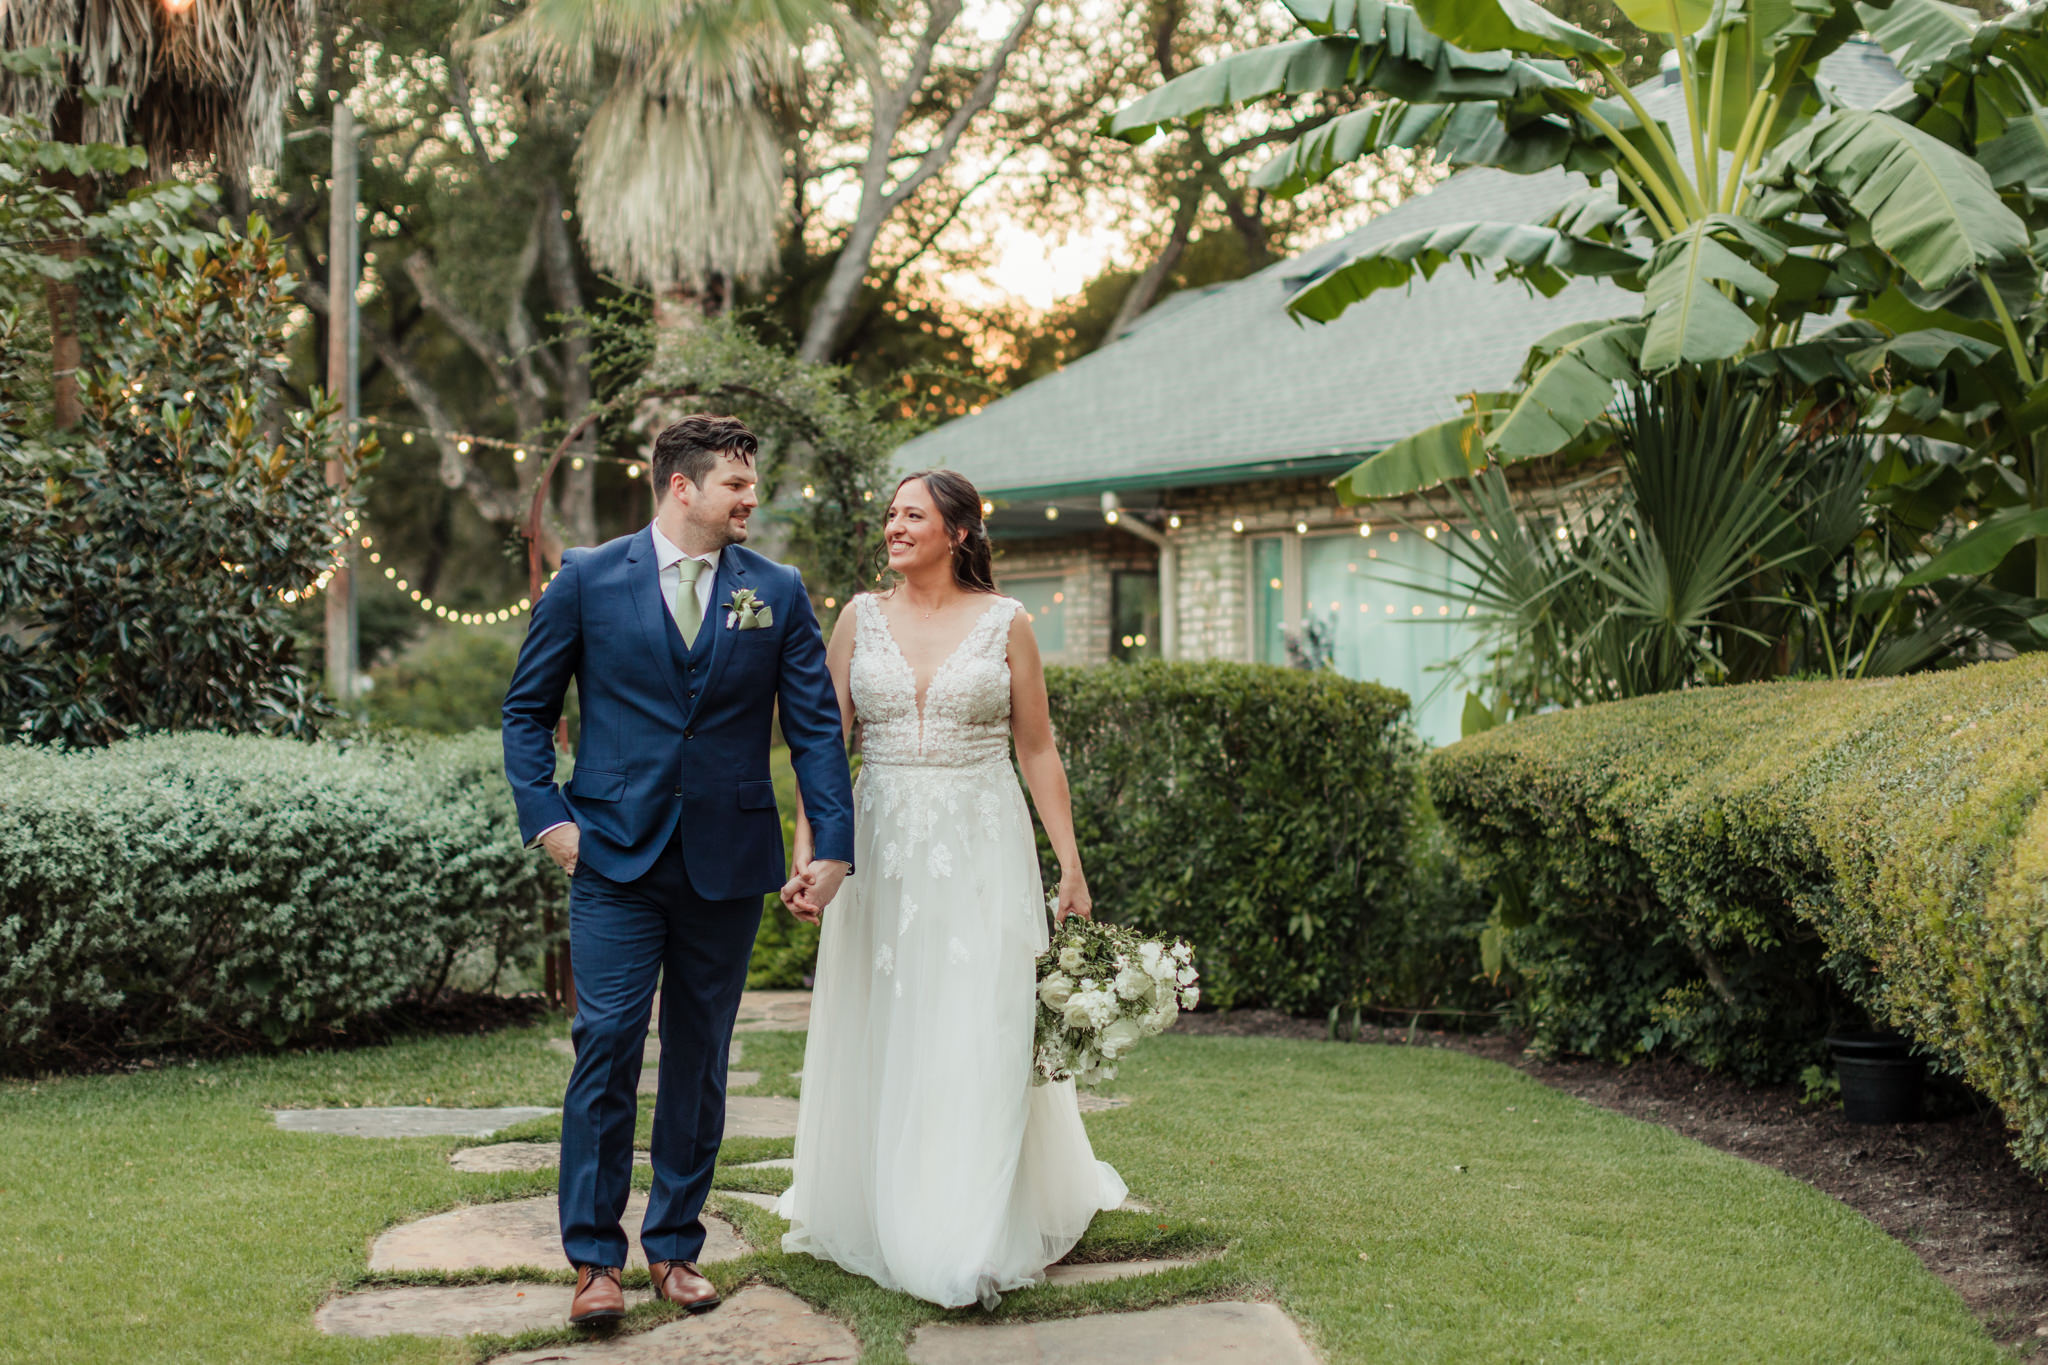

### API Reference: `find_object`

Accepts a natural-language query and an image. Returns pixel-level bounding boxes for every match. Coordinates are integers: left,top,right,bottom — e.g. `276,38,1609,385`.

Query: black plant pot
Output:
1826,1032,1923,1124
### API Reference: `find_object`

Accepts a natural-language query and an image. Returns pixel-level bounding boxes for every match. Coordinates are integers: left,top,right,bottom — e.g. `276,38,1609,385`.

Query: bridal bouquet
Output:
1033,909,1198,1088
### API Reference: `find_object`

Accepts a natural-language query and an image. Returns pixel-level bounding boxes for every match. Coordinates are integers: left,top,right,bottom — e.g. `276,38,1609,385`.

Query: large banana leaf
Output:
1408,0,1621,61
1612,0,1714,36
1760,108,2029,288
1251,100,1587,195
1855,0,1979,79
1870,2,2048,146
1336,411,1496,502
1976,111,2048,194
1638,218,1781,370
1900,505,2048,586
1284,221,1648,323
1104,0,1581,142
1104,38,1360,142
1489,318,1647,457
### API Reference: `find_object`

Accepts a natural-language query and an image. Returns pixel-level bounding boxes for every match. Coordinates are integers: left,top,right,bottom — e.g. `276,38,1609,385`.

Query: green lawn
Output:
0,1020,2002,1364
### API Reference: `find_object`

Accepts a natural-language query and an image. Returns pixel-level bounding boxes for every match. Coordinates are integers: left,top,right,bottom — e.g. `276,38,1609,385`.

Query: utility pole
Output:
325,102,360,703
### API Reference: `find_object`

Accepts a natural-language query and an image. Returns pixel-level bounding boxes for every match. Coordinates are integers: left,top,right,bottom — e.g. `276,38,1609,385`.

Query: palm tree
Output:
470,0,836,354
0,0,312,428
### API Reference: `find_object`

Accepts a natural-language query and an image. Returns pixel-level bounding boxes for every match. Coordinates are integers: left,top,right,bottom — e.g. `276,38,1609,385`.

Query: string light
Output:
1167,514,1181,529
1295,521,1308,534
1359,522,1372,538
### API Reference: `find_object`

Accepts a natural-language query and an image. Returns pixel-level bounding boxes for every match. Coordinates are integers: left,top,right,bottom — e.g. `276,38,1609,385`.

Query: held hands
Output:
541,823,580,877
1053,867,1092,925
780,855,850,924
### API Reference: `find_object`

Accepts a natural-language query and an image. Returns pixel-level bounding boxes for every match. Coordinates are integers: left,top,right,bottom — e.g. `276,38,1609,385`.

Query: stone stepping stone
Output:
1043,1255,1204,1286
638,1069,760,1096
369,1193,745,1273
448,1142,652,1175
733,990,811,1033
547,1037,747,1065
724,1095,799,1138
271,1106,554,1138
908,1301,1314,1365
1076,1093,1131,1114
736,1157,795,1171
493,1286,856,1364
718,1189,781,1213
315,1281,652,1339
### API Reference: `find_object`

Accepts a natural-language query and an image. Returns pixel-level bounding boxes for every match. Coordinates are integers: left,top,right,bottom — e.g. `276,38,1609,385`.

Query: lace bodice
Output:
849,593,1020,768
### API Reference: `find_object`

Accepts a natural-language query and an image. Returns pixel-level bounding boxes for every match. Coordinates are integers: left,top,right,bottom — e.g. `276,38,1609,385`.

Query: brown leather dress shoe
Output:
647,1258,721,1313
569,1264,626,1324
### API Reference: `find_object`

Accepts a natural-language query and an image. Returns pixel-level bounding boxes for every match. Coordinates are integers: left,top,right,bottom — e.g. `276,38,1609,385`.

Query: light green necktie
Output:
675,557,706,649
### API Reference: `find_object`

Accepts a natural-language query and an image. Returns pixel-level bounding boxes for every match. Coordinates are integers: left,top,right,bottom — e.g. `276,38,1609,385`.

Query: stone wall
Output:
991,533,1156,666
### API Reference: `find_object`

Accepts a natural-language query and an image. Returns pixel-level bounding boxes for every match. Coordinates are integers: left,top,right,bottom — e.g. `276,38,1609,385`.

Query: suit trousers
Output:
558,825,762,1268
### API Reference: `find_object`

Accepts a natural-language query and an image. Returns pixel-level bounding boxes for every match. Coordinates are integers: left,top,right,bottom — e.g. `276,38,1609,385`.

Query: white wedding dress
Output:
777,592,1126,1308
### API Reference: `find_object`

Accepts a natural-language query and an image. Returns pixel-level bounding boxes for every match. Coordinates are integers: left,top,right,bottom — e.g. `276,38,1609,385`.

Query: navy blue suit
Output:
502,525,853,1269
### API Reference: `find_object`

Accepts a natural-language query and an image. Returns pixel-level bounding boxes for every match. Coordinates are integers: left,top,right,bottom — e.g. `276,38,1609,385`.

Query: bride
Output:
776,468,1127,1309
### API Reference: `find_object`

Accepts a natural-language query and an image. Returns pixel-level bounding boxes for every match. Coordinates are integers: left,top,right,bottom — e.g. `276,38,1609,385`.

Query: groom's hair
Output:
652,415,759,498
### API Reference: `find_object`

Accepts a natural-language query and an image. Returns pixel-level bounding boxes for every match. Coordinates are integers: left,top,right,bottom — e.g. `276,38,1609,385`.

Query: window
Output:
1252,536,1286,665
1005,575,1066,654
1112,572,1159,660
1252,529,1479,745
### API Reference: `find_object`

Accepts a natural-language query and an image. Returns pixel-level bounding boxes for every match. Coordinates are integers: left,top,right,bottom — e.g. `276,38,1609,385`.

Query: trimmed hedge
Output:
0,731,556,1067
1427,654,2048,1174
1048,662,1487,1016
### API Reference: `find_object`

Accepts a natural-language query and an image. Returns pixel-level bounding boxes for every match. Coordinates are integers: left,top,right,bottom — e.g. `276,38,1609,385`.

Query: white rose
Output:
1061,993,1099,1031
1038,972,1074,1010
1058,946,1086,974
1172,942,1192,964
1176,964,1197,987
1181,984,1200,1010
1137,942,1165,975
1113,964,1153,1002
1099,1017,1143,1059
1143,998,1178,1035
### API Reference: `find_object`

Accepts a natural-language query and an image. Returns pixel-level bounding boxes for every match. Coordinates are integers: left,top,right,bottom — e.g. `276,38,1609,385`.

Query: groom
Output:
502,414,855,1325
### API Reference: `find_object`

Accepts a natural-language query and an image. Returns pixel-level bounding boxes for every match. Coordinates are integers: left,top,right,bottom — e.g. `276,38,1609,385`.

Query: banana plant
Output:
1105,0,2034,506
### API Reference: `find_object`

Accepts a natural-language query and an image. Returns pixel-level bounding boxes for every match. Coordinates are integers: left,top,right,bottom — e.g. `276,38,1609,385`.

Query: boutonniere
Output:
724,587,773,630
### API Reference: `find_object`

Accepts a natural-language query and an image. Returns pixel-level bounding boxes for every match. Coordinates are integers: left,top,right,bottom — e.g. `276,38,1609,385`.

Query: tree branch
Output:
301,278,526,525
882,2,1036,213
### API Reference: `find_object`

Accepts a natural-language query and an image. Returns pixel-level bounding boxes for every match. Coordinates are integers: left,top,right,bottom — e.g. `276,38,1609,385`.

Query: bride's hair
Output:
894,469,997,594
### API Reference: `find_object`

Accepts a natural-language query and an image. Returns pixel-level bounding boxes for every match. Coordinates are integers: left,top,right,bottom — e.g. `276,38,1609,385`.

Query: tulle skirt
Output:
778,758,1126,1308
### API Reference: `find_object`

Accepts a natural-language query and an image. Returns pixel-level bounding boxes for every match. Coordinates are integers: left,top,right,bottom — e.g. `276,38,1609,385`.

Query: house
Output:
895,41,1906,743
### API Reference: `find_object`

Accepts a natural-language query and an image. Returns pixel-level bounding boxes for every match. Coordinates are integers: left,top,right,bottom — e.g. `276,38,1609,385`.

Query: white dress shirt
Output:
531,526,719,849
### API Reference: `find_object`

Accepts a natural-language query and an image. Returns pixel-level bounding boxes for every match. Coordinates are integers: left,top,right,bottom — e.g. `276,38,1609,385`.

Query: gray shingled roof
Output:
900,40,1905,498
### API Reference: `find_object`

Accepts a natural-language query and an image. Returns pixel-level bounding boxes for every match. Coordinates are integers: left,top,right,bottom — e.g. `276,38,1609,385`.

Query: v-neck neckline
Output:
870,594,1006,717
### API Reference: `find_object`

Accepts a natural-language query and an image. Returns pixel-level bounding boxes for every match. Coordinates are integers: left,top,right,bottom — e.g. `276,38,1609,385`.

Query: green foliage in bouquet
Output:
1426,652,2048,1177
1034,915,1198,1087
0,730,553,1068
1046,661,1492,1017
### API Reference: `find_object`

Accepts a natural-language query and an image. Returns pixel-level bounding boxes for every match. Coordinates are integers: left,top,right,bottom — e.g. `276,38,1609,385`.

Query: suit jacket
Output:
501,526,855,898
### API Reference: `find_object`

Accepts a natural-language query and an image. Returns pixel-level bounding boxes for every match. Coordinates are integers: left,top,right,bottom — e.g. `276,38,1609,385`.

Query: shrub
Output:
0,208,369,746
1046,661,1483,1016
367,627,524,735
1426,654,2048,1174
0,730,555,1067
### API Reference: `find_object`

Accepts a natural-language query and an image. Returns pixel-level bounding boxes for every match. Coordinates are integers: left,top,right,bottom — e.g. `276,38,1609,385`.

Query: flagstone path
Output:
368,1192,747,1273
272,1105,555,1138
493,1287,859,1363
907,1301,1317,1364
308,992,1305,1360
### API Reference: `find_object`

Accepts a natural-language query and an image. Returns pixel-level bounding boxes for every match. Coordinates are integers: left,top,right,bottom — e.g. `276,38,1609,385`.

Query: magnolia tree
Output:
1109,0,2048,596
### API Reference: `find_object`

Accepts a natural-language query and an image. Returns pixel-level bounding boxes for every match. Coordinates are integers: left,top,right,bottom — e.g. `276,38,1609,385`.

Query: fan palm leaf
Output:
0,0,310,176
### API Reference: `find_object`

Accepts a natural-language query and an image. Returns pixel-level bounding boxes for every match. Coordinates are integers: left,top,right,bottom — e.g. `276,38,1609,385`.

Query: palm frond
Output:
0,0,310,175
575,90,782,287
